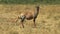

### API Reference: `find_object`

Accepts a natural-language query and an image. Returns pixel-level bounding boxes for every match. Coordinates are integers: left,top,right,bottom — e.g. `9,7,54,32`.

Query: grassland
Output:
0,0,60,4
0,4,60,34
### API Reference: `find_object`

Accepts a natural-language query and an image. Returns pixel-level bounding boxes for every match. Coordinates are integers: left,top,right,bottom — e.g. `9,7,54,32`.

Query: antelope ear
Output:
18,16,20,19
18,16,22,19
18,16,19,18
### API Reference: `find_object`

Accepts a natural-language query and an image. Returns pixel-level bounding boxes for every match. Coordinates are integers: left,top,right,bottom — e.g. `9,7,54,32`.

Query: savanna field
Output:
0,0,60,34
0,4,60,34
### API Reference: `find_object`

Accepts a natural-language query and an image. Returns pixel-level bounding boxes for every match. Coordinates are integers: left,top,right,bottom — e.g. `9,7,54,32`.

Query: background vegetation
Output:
0,0,60,4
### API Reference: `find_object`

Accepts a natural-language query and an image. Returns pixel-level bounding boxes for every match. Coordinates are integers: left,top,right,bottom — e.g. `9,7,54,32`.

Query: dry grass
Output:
0,4,60,34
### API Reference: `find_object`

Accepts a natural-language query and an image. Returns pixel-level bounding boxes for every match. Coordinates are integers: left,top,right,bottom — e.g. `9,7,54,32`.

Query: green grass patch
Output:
0,0,60,4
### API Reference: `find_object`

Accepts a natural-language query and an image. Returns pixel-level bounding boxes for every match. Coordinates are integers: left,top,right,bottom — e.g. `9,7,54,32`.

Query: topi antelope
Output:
16,5,40,28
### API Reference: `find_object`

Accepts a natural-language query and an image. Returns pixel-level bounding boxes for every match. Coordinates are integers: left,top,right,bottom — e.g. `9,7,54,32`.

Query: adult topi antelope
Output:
16,5,40,28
